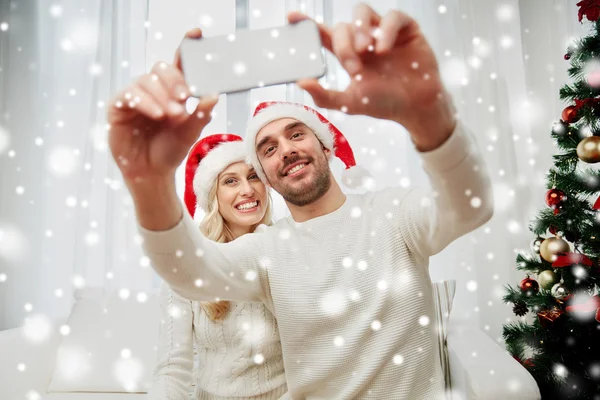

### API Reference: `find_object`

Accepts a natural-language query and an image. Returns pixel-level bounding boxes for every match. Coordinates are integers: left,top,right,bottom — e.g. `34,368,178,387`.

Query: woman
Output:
148,134,287,399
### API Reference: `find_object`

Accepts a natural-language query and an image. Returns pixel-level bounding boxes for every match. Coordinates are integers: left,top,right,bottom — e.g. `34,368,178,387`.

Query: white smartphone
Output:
180,20,327,97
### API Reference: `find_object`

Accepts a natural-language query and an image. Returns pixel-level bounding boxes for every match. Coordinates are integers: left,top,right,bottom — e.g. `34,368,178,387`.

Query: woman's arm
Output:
147,282,195,400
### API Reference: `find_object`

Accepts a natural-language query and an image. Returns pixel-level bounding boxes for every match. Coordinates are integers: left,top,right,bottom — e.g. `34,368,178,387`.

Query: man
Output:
108,4,493,399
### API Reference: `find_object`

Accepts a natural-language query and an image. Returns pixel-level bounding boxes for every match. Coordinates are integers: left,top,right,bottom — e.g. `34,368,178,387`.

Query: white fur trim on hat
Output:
193,141,248,213
246,104,335,183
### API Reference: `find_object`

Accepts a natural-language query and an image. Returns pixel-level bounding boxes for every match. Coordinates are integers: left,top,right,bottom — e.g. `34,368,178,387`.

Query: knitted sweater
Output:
139,122,493,399
148,283,287,400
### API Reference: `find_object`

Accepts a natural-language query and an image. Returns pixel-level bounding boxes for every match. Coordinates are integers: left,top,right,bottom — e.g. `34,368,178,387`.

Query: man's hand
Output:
107,28,218,184
290,4,456,151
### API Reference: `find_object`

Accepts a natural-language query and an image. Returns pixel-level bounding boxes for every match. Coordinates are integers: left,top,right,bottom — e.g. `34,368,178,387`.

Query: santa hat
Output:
184,134,248,220
245,101,371,189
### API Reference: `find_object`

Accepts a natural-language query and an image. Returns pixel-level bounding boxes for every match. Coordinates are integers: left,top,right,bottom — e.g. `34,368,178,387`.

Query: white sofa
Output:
0,286,541,400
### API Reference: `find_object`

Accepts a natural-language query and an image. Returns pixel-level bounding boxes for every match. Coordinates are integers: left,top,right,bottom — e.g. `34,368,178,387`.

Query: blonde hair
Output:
198,178,273,321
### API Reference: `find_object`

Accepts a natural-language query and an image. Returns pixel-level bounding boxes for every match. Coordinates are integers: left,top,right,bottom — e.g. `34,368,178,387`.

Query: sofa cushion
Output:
47,288,159,393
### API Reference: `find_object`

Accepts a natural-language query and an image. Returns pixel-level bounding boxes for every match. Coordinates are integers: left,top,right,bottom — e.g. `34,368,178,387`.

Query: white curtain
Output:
0,0,151,330
0,0,589,347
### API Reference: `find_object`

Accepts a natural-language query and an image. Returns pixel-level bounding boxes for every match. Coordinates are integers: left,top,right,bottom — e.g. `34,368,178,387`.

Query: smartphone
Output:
180,20,327,97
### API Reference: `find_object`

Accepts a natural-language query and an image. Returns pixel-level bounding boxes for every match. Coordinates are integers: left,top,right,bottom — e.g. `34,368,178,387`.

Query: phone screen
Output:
180,20,326,97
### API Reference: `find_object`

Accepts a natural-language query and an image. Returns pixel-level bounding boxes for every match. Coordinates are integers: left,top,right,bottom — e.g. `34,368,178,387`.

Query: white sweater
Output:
139,122,493,399
148,283,287,400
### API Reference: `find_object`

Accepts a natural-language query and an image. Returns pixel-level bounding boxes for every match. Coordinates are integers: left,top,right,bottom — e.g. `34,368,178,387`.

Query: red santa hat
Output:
245,101,371,189
184,133,248,220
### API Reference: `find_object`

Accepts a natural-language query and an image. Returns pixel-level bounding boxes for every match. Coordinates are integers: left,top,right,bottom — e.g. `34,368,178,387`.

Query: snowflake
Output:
350,207,362,218
278,229,291,240
49,146,79,177
466,280,478,292
119,289,130,300
357,260,368,271
55,345,91,380
199,14,213,27
84,231,99,246
139,256,150,268
113,356,143,392
468,55,482,69
588,363,600,379
254,354,265,364
419,316,430,326
333,336,344,346
393,354,404,364
0,224,28,263
0,22,8,31
60,325,71,336
496,4,515,22
89,63,103,76
137,292,148,303
553,363,568,378
49,4,63,18
470,197,482,208
438,5,447,14
233,61,247,76
349,290,361,302
371,320,382,330
440,59,469,88
321,291,347,316
506,220,521,234
245,270,257,281
500,35,514,49
26,390,41,400
24,314,52,343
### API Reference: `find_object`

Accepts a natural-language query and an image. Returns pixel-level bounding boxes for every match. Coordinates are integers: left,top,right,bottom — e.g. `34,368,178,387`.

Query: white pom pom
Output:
194,206,206,224
341,165,373,189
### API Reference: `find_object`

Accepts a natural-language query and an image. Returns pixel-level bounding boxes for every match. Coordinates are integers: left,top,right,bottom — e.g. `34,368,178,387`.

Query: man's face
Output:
255,118,332,206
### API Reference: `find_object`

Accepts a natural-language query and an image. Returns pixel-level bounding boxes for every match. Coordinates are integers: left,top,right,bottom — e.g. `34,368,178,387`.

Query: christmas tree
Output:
502,2,600,399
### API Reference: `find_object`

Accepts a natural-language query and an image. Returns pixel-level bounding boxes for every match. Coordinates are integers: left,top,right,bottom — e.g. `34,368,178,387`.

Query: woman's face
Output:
216,161,268,235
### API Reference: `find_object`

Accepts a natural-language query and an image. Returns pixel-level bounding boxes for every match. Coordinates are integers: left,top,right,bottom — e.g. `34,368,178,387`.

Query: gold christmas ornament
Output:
539,237,570,262
576,136,600,163
538,270,560,290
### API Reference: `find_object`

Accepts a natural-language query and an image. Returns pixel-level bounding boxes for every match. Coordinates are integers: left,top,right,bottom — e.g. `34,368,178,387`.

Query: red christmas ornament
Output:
578,0,600,22
562,105,579,124
545,189,566,215
548,225,559,235
520,277,540,294
564,54,571,60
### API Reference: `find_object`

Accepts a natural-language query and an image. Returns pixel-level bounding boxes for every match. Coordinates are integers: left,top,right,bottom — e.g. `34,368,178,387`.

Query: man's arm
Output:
128,177,269,304
127,175,183,231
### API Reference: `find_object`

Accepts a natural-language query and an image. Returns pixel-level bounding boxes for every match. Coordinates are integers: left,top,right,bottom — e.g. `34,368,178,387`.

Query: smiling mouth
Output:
284,163,308,177
235,200,259,212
